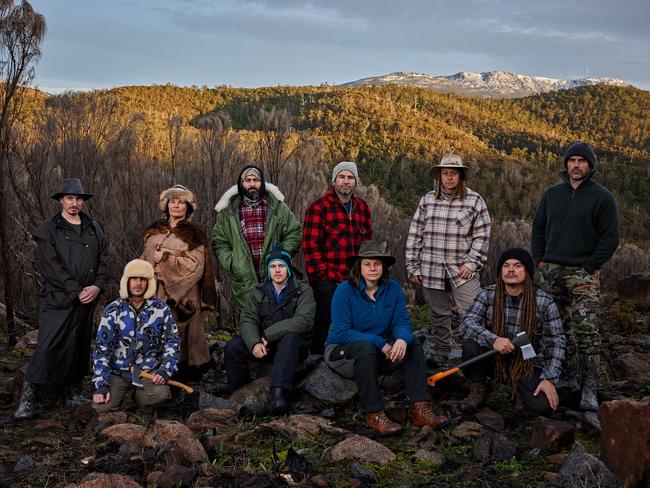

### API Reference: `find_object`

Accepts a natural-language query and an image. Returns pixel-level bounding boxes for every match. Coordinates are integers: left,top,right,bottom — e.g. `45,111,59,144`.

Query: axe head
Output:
512,331,537,360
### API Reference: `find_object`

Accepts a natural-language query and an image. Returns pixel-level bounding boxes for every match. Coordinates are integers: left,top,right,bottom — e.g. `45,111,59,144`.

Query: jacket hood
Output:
214,182,285,212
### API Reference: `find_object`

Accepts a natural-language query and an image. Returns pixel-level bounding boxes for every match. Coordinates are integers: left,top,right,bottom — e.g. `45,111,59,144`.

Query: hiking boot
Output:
14,382,37,420
409,401,448,430
367,411,402,435
270,387,289,415
459,381,487,414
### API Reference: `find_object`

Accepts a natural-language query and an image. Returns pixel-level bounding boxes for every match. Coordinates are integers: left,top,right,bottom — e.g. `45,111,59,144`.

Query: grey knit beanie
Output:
332,161,360,185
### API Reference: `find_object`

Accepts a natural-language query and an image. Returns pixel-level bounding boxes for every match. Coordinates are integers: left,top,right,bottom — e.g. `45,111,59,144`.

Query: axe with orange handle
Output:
139,371,194,394
427,331,536,387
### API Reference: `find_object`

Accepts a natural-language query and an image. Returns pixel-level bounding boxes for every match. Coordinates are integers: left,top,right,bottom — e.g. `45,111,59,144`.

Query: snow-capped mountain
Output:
342,71,629,98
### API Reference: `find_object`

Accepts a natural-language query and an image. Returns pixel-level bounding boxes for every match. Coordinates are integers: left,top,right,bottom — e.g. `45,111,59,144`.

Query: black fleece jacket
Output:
531,170,619,274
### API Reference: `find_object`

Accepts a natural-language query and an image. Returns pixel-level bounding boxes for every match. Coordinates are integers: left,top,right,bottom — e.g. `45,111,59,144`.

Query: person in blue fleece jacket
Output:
324,240,448,435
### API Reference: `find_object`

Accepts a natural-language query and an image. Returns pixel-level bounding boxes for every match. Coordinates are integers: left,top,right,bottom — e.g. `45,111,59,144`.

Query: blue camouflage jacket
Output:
92,297,180,394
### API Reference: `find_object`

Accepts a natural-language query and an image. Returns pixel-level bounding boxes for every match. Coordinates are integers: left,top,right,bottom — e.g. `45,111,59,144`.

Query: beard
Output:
245,188,260,200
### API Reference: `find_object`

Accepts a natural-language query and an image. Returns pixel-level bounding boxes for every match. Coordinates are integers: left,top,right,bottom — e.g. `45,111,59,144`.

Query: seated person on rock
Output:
324,240,448,435
92,259,180,413
458,248,566,415
224,246,315,414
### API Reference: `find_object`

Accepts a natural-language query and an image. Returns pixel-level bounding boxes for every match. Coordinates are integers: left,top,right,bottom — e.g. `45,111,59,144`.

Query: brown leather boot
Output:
409,402,449,430
459,381,487,414
366,411,402,435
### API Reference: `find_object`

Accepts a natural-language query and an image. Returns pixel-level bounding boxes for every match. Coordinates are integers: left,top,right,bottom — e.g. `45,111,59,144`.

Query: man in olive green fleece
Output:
532,141,619,412
212,166,302,310
224,246,315,414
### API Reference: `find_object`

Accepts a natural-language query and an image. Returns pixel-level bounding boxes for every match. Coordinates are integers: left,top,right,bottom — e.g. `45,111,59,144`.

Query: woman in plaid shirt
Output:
406,154,491,367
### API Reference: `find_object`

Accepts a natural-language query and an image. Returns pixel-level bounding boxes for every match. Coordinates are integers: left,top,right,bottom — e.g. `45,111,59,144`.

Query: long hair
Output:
492,273,537,399
348,259,391,288
434,169,468,200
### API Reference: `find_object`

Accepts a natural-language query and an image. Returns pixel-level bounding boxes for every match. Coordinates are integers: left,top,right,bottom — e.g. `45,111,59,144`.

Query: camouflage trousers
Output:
537,263,601,384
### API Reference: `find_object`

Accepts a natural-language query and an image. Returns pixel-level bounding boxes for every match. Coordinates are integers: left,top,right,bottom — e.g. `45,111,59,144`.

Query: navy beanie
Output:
265,246,292,278
497,248,535,279
563,141,597,169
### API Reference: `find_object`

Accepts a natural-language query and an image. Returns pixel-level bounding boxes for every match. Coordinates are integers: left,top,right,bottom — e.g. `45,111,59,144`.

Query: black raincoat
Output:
26,212,108,386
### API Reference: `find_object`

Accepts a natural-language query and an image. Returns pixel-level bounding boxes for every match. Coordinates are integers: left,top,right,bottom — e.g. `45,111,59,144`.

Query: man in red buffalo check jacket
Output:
302,161,372,354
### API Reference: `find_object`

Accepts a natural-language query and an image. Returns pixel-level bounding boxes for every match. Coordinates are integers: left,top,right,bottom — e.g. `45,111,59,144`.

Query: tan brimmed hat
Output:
430,153,470,179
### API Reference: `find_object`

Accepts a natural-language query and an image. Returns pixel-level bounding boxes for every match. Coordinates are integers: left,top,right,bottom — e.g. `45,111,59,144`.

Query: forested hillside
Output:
9,83,650,264
79,83,649,243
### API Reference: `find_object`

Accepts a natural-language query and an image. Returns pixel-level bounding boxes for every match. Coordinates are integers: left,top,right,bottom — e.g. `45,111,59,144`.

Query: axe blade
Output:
513,331,537,361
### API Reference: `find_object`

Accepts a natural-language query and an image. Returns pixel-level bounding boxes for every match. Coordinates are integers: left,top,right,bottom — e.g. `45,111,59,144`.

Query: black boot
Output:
459,381,488,414
578,355,600,412
15,382,37,420
270,387,289,415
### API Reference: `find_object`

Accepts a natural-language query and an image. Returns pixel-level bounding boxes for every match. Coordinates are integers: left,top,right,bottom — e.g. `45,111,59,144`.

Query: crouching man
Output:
92,259,180,413
224,246,315,414
458,249,566,415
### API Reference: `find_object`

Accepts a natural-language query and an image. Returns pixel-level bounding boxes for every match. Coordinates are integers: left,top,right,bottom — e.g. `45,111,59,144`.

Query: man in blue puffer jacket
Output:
91,259,179,413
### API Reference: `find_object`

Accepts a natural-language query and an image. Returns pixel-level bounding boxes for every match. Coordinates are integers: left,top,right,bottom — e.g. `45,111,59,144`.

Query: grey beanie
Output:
332,161,360,185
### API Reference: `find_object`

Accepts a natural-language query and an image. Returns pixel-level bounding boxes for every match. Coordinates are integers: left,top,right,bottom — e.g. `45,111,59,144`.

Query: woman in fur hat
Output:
141,185,216,377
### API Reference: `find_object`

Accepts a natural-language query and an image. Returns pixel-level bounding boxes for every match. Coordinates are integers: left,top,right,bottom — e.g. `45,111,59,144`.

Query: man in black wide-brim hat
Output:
15,178,109,419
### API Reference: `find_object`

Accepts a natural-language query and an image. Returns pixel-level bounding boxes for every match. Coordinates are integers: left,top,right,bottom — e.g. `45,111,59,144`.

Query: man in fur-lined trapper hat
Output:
91,259,180,413
212,166,302,311
141,184,216,377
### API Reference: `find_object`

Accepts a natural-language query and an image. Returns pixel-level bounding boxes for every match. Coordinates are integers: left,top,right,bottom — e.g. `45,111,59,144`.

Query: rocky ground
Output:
0,296,648,488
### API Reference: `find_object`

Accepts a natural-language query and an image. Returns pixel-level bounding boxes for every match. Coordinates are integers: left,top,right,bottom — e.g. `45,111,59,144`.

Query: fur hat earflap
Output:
120,259,156,299
159,184,198,215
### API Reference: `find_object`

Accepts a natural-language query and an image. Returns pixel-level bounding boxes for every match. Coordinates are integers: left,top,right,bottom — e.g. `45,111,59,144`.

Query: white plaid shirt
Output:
406,188,491,289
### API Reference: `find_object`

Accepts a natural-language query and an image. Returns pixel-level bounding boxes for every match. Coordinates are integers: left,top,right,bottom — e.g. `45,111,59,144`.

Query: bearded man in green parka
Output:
212,166,302,310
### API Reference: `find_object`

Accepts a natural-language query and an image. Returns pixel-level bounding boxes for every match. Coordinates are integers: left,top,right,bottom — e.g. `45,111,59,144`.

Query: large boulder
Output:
142,420,208,464
554,443,620,488
299,362,357,405
617,273,650,310
599,396,650,488
322,435,396,464
229,377,271,415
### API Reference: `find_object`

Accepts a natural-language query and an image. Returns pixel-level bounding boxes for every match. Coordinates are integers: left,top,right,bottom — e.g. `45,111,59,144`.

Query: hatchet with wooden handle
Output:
427,331,536,387
139,371,194,394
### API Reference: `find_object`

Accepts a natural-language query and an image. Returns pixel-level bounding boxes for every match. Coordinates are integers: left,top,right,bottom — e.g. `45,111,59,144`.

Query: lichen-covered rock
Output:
229,377,271,415
98,423,146,445
185,408,236,432
256,414,347,442
322,434,396,464
142,420,208,463
299,362,358,405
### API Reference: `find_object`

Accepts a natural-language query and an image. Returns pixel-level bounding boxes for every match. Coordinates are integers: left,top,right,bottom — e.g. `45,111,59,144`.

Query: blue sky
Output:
30,0,650,93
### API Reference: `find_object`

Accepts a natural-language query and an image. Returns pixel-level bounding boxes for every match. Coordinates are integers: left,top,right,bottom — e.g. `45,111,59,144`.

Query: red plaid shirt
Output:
240,197,268,269
302,187,372,284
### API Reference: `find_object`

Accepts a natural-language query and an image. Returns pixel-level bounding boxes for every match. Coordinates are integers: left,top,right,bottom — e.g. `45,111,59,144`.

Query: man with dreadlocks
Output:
457,248,566,415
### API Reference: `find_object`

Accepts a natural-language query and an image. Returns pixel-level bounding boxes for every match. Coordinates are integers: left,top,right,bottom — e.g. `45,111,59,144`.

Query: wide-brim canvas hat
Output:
50,178,93,200
430,153,470,179
345,240,397,268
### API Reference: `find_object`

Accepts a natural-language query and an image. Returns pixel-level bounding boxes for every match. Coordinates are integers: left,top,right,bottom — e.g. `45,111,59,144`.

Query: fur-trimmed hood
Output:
214,183,285,213
143,219,209,250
